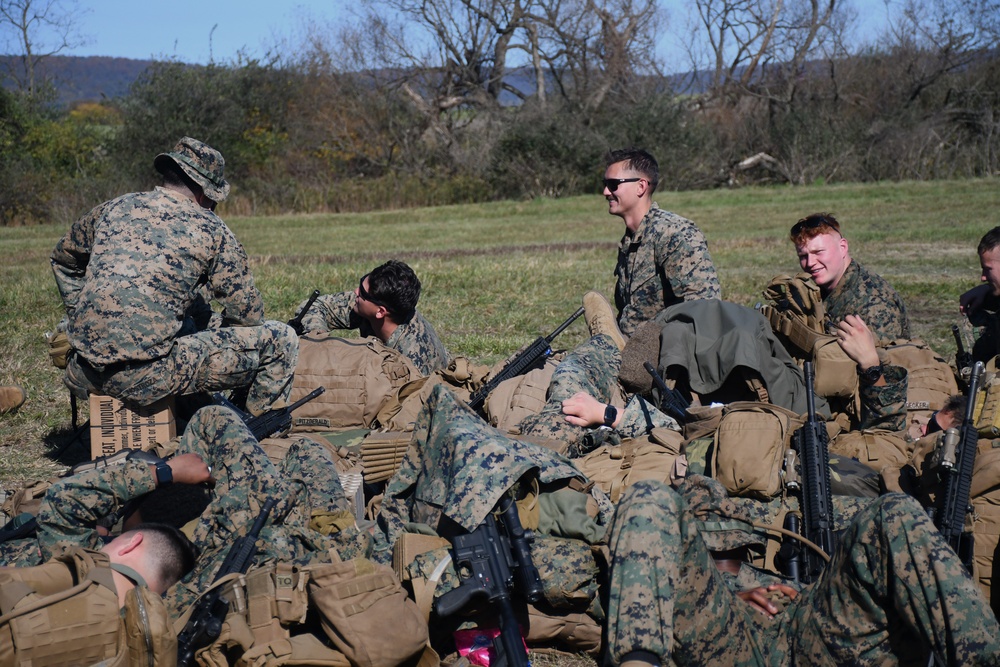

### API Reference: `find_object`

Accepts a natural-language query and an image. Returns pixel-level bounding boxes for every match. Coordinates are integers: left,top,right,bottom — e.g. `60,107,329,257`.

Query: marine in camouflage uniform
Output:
606,476,1000,666
614,204,721,338
51,137,297,414
603,149,720,339
516,334,678,449
296,291,448,376
822,259,911,342
1,406,368,618
295,260,449,376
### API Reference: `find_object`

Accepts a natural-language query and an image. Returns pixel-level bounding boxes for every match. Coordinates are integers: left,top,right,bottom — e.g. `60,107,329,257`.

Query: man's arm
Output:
658,217,722,304
35,454,211,560
295,291,359,334
50,204,104,316
834,315,907,431
207,226,265,326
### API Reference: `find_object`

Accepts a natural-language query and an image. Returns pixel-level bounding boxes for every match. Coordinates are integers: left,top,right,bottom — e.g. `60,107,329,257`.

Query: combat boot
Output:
583,291,626,351
0,385,25,415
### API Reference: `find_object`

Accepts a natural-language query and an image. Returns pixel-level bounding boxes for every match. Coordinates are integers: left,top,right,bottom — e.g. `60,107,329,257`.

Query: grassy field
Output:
1,178,998,487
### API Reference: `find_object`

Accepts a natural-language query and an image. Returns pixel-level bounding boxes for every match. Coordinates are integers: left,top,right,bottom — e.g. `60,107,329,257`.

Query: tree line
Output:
0,0,998,226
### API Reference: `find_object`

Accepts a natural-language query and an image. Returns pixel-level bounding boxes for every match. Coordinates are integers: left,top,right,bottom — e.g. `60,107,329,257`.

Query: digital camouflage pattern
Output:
64,320,298,414
967,292,1000,363
856,363,908,432
154,136,230,203
614,204,721,337
605,477,1000,666
52,186,297,412
372,384,610,564
296,290,449,376
0,406,369,617
822,259,911,342
516,334,678,446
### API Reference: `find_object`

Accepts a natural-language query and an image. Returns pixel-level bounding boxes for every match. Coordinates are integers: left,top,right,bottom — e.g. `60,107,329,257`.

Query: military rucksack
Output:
0,549,176,667
289,335,422,431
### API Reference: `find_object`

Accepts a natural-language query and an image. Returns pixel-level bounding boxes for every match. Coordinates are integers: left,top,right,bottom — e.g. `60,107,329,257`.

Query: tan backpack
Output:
180,559,430,667
0,549,176,667
290,335,422,431
573,429,684,503
484,357,560,433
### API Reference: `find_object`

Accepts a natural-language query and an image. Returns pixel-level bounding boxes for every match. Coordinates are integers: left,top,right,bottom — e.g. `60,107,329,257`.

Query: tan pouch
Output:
47,330,71,369
712,401,803,499
812,336,858,398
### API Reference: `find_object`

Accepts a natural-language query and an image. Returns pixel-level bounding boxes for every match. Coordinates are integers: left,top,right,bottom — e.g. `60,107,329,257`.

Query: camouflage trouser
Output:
165,405,367,616
65,320,298,414
517,334,676,446
605,480,1000,667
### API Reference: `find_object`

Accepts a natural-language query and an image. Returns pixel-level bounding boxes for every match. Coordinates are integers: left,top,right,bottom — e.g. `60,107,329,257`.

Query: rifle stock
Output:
952,324,974,377
177,498,277,667
468,307,584,413
932,360,983,572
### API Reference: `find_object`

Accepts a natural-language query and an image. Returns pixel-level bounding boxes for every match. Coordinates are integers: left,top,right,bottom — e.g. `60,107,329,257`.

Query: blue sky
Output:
20,0,889,68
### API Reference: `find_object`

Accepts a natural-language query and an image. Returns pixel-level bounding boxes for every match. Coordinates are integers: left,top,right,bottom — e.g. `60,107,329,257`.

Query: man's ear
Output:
115,531,144,556
374,305,388,321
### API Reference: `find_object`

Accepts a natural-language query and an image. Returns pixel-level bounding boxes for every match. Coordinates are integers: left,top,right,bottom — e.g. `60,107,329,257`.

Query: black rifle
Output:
177,498,277,667
952,324,974,376
930,360,983,572
643,361,691,424
788,361,836,584
213,387,325,441
435,499,544,667
287,289,321,336
468,307,585,413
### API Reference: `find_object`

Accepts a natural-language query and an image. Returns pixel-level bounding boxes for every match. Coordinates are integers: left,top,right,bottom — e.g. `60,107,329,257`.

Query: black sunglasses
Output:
603,177,643,192
357,274,389,309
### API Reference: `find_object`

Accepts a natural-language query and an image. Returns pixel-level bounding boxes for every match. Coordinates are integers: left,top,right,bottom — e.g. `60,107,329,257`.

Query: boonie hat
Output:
154,136,231,203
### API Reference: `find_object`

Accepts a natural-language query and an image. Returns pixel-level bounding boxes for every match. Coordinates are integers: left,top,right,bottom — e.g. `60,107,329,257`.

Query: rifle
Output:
213,387,325,441
930,360,983,572
785,361,836,584
177,498,277,667
643,361,691,424
952,324,974,376
435,498,544,667
287,289,321,336
468,307,585,413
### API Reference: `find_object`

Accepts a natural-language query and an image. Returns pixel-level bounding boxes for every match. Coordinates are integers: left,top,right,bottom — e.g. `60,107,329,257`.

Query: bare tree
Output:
0,0,88,100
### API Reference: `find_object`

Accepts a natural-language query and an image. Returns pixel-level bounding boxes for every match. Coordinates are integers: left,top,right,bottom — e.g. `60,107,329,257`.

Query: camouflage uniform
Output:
2,406,368,617
822,259,910,342
605,477,1000,666
297,290,449,376
967,293,1000,363
516,334,678,447
52,140,297,414
615,204,721,337
373,383,612,564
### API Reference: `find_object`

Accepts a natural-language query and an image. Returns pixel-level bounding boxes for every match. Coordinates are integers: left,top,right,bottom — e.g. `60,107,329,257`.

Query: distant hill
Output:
0,55,153,106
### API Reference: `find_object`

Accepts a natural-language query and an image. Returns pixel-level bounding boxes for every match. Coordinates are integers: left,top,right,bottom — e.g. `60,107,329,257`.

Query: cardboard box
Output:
89,394,176,459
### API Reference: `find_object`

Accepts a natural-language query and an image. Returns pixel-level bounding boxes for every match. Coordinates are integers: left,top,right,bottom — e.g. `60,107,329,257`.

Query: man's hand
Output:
164,453,214,486
960,283,991,315
736,584,798,618
562,391,618,428
834,314,880,370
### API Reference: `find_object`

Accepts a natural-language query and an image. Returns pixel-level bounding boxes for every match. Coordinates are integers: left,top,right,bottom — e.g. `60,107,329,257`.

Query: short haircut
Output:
127,523,198,589
367,260,421,324
978,227,1000,255
605,148,659,193
790,212,842,247
941,393,967,418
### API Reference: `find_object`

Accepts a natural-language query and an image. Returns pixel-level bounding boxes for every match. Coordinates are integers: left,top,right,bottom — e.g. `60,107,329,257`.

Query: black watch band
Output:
858,364,884,385
154,460,173,486
603,404,618,428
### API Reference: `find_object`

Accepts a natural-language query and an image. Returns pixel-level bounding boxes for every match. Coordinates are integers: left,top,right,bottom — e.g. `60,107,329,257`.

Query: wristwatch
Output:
858,364,884,385
603,404,618,428
154,460,173,486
